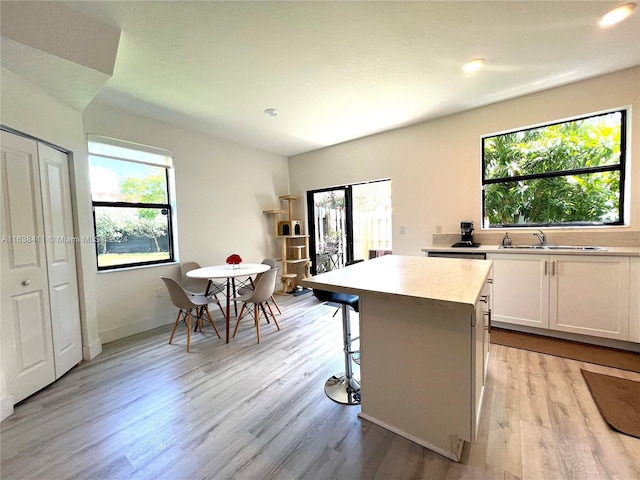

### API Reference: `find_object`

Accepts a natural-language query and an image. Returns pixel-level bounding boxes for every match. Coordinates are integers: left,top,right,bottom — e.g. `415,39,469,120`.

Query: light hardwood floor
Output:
2,293,639,480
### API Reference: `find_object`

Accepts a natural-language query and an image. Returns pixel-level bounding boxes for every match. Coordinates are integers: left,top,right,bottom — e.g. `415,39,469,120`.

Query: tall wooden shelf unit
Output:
263,195,311,294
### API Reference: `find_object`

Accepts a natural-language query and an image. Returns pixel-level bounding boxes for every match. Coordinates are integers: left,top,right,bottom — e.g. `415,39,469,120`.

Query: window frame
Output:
88,136,176,271
481,109,627,229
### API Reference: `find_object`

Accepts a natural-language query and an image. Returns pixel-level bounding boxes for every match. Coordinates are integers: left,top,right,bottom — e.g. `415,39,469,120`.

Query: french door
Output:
307,187,351,275
307,180,392,275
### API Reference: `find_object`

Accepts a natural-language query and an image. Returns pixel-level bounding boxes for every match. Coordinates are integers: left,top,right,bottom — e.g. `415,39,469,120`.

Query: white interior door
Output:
1,131,56,403
38,143,83,377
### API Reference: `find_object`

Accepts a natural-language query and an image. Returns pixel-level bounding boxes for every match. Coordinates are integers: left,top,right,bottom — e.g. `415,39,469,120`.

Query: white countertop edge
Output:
301,279,478,311
421,245,640,256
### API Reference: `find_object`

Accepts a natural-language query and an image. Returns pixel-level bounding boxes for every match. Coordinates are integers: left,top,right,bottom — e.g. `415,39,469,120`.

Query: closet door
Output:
38,143,83,377
1,131,56,402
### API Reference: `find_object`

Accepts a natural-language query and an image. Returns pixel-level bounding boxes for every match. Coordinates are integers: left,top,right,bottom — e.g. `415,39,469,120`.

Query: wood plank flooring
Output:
2,293,639,479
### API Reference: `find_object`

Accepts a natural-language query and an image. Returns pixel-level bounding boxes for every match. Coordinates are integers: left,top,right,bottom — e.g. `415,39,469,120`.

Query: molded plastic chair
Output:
161,277,221,352
232,267,280,343
180,261,225,317
236,258,282,314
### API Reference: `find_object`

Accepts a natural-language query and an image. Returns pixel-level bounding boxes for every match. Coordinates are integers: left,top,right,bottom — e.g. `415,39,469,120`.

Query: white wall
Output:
289,67,640,255
82,103,289,342
3,63,638,350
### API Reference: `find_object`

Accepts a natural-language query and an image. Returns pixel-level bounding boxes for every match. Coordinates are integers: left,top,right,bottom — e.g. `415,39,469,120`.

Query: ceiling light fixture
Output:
463,58,485,73
264,108,279,117
598,2,636,27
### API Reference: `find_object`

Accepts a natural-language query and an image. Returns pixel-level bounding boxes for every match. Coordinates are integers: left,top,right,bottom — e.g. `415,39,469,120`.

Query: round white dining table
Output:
187,263,270,343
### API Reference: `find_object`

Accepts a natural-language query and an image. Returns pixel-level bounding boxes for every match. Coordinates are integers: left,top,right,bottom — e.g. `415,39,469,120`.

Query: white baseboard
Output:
82,338,103,361
1,394,14,421
358,412,465,462
492,322,640,352
99,313,174,344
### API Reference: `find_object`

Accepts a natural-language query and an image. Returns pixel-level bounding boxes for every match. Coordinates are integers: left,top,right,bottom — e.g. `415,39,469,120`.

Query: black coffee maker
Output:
452,220,480,247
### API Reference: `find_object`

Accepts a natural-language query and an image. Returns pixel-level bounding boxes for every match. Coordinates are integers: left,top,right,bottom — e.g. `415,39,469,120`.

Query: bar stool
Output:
315,288,361,405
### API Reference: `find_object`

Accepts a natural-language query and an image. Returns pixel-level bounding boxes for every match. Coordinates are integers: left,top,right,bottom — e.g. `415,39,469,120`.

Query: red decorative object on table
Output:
226,254,242,267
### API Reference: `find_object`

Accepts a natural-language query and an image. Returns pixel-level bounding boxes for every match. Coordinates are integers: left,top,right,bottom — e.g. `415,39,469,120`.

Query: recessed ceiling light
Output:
599,2,636,27
264,108,279,117
463,58,485,73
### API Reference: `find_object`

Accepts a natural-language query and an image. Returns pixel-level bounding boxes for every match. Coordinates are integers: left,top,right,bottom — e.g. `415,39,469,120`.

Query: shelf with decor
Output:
263,196,311,294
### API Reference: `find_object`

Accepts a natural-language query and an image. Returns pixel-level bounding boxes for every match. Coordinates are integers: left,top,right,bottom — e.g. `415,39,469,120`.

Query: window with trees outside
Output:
88,135,175,270
482,109,626,228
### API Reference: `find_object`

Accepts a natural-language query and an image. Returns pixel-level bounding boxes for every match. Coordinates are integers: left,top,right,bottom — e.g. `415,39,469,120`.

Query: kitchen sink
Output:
499,245,608,251
544,245,608,251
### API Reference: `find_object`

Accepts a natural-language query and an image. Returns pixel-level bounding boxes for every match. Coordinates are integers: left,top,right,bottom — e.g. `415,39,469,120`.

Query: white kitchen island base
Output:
358,413,465,462
358,293,477,461
301,255,492,462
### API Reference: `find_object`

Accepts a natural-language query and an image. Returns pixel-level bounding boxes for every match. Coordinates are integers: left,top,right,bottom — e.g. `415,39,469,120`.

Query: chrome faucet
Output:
533,230,546,246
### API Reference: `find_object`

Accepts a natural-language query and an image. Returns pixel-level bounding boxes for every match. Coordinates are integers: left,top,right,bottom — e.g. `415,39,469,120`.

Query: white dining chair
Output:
232,267,280,343
236,258,282,314
180,261,226,317
161,277,221,352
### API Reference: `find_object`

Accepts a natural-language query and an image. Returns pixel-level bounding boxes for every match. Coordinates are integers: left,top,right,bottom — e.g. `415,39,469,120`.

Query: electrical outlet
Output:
435,224,442,233
155,287,163,298
399,226,406,235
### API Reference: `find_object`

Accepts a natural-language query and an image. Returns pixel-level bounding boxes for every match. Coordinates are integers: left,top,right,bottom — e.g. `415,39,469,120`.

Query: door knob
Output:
22,280,31,286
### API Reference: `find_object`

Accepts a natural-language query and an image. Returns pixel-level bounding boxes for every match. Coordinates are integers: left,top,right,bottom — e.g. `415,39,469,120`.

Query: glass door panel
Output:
307,180,392,275
352,181,392,262
309,188,348,274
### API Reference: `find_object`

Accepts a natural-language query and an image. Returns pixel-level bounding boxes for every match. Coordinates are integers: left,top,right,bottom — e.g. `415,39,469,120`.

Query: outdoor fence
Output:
314,206,391,272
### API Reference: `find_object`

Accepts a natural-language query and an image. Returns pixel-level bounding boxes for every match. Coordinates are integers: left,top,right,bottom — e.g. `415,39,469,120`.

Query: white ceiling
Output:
14,1,640,156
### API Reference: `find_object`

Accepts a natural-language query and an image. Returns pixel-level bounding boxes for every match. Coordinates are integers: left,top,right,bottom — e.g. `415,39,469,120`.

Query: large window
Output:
482,110,626,228
88,135,175,270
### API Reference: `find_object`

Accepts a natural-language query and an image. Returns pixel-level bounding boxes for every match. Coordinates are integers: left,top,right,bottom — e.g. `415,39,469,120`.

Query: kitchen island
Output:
300,254,493,461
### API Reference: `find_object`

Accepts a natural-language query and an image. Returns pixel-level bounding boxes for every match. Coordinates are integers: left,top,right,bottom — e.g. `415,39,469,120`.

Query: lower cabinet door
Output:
550,255,630,341
488,254,549,329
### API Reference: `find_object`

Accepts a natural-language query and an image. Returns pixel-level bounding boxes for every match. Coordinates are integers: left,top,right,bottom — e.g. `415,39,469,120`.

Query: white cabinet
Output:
551,255,629,339
472,282,491,439
487,254,549,328
627,257,639,343
488,253,631,341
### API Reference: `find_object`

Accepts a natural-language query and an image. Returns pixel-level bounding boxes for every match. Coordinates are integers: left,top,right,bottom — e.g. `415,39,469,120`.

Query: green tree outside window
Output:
483,110,624,227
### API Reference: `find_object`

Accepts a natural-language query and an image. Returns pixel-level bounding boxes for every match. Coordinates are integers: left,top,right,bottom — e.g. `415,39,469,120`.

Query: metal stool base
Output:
325,373,361,405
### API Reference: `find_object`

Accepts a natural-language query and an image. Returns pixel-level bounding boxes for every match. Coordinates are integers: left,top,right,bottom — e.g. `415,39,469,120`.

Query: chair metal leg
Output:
232,278,238,316
254,303,260,344
324,304,361,405
186,312,192,352
211,293,226,317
